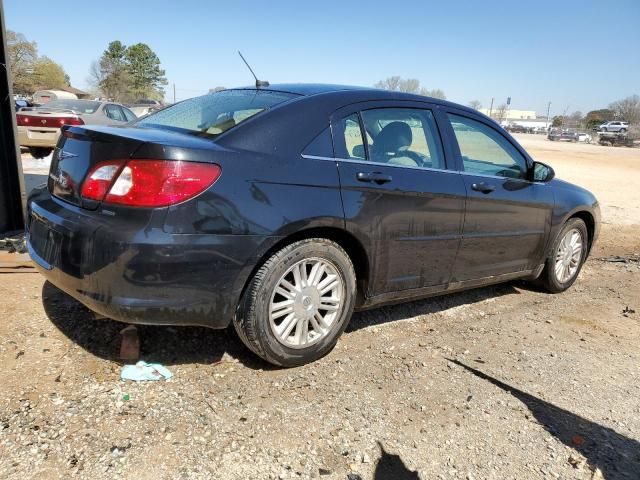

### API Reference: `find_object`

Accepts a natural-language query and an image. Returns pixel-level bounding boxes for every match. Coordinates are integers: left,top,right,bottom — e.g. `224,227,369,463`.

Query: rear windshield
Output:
38,100,101,114
137,89,298,138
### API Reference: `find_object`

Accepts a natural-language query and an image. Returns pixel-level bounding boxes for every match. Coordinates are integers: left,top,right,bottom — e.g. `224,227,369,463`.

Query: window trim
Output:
300,153,461,175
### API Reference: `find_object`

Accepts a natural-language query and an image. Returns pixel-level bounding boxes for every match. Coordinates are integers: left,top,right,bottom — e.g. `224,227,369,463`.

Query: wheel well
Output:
570,211,595,252
240,227,370,307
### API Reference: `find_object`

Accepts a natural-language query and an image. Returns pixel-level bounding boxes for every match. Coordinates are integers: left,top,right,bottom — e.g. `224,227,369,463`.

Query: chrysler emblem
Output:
41,119,46,125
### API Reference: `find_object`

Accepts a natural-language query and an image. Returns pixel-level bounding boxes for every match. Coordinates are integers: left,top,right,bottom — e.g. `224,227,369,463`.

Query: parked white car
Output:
598,121,629,133
577,133,592,143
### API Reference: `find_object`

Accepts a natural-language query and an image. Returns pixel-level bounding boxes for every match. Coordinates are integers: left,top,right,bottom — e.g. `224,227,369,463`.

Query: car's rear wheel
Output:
29,147,53,159
234,238,356,367
535,218,588,293
620,128,627,134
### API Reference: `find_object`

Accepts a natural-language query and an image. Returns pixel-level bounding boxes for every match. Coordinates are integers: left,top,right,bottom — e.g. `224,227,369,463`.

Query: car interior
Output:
337,109,444,169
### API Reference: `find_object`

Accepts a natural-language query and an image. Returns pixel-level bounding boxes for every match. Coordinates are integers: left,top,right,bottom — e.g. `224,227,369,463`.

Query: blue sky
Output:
5,0,639,115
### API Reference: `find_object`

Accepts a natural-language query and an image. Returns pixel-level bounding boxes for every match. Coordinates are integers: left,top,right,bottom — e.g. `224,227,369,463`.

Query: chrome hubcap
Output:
554,228,583,283
269,257,344,348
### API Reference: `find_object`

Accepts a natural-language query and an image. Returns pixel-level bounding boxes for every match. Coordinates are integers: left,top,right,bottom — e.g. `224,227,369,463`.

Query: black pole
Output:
0,0,26,233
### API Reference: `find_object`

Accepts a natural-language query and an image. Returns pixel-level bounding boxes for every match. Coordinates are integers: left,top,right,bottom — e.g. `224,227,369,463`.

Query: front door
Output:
442,110,554,281
332,104,466,295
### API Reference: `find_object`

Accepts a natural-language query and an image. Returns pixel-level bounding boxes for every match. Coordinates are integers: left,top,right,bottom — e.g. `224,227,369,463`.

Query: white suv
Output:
598,121,629,133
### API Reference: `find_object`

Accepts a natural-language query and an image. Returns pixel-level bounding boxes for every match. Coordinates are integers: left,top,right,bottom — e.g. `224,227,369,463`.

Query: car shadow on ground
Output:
41,281,269,369
42,280,526,369
347,282,522,332
449,359,640,480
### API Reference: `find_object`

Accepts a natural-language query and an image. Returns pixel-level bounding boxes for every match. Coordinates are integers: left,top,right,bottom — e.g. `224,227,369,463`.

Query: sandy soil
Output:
1,139,639,479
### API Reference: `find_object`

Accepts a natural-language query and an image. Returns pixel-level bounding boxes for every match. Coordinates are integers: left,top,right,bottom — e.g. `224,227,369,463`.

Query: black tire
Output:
534,218,588,293
234,238,356,367
601,127,607,132
620,128,627,134
29,147,53,159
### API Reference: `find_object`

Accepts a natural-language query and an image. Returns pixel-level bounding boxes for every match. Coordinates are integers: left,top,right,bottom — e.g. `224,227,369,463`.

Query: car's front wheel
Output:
234,238,356,367
535,218,588,293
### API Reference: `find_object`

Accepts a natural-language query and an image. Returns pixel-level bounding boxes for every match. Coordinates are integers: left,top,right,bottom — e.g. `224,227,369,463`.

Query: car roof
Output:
229,83,474,113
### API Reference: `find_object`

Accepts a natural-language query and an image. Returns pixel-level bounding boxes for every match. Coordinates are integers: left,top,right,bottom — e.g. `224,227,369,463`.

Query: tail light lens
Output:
16,114,84,127
59,117,85,126
81,160,221,207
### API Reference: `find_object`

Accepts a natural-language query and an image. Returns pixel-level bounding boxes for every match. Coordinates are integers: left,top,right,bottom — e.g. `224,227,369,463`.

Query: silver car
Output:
17,99,136,158
597,121,629,133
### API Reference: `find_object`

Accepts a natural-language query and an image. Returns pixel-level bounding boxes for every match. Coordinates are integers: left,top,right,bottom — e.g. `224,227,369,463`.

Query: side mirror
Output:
532,161,555,182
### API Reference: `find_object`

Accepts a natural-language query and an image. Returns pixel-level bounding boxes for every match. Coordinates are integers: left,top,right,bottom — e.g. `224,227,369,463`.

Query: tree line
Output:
7,30,69,94
88,40,167,103
6,30,167,103
374,76,446,99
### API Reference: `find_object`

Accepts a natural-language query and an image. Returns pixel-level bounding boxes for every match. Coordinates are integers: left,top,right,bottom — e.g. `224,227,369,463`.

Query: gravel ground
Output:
1,139,639,479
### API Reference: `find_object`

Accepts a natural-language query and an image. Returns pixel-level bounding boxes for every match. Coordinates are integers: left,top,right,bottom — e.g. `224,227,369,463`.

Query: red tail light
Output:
81,160,221,207
16,114,30,126
16,114,84,127
59,117,85,126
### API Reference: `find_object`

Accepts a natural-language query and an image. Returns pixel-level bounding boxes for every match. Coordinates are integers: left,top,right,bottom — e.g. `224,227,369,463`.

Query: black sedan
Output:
27,84,600,366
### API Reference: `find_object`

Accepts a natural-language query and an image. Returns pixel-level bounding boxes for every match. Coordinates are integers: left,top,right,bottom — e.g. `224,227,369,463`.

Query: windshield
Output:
138,89,298,137
37,100,101,114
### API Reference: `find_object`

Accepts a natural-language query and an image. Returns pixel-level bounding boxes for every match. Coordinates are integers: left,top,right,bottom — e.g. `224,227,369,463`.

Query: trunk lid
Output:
48,126,146,207
48,125,224,208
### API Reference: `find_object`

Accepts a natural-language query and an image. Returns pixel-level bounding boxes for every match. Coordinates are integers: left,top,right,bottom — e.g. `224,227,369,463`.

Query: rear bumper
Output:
27,188,279,328
17,126,60,148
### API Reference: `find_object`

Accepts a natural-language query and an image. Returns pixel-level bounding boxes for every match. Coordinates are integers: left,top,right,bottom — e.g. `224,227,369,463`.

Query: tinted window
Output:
122,107,137,122
303,127,333,157
105,105,126,122
448,114,528,179
335,114,365,160
360,108,444,169
37,100,100,114
138,89,297,137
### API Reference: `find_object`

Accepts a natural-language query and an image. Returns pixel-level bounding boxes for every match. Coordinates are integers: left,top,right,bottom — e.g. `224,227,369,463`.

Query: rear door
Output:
331,102,466,295
441,109,554,281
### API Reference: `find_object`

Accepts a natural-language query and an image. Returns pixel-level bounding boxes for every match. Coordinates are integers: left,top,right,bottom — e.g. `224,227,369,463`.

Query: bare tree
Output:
420,88,446,100
375,76,446,99
374,76,402,91
469,100,482,110
87,60,103,89
495,103,508,122
609,95,640,125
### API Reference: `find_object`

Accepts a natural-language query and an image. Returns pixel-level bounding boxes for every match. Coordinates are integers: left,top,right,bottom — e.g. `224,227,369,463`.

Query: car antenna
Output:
238,51,269,89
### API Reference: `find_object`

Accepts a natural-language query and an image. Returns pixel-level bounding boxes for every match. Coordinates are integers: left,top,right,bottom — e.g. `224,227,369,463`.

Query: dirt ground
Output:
1,137,639,479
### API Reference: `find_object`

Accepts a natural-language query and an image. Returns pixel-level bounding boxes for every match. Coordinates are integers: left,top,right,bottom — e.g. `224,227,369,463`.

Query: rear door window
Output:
105,104,126,122
335,114,366,160
122,107,137,122
360,108,444,169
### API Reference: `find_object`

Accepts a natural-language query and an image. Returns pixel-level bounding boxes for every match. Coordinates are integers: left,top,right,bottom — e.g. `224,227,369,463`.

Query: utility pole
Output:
173,84,176,104
489,97,494,118
545,101,551,129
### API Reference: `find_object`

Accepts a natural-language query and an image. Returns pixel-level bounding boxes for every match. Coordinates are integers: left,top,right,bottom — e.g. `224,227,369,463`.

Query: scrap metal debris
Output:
599,255,640,264
120,361,173,381
0,231,27,254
